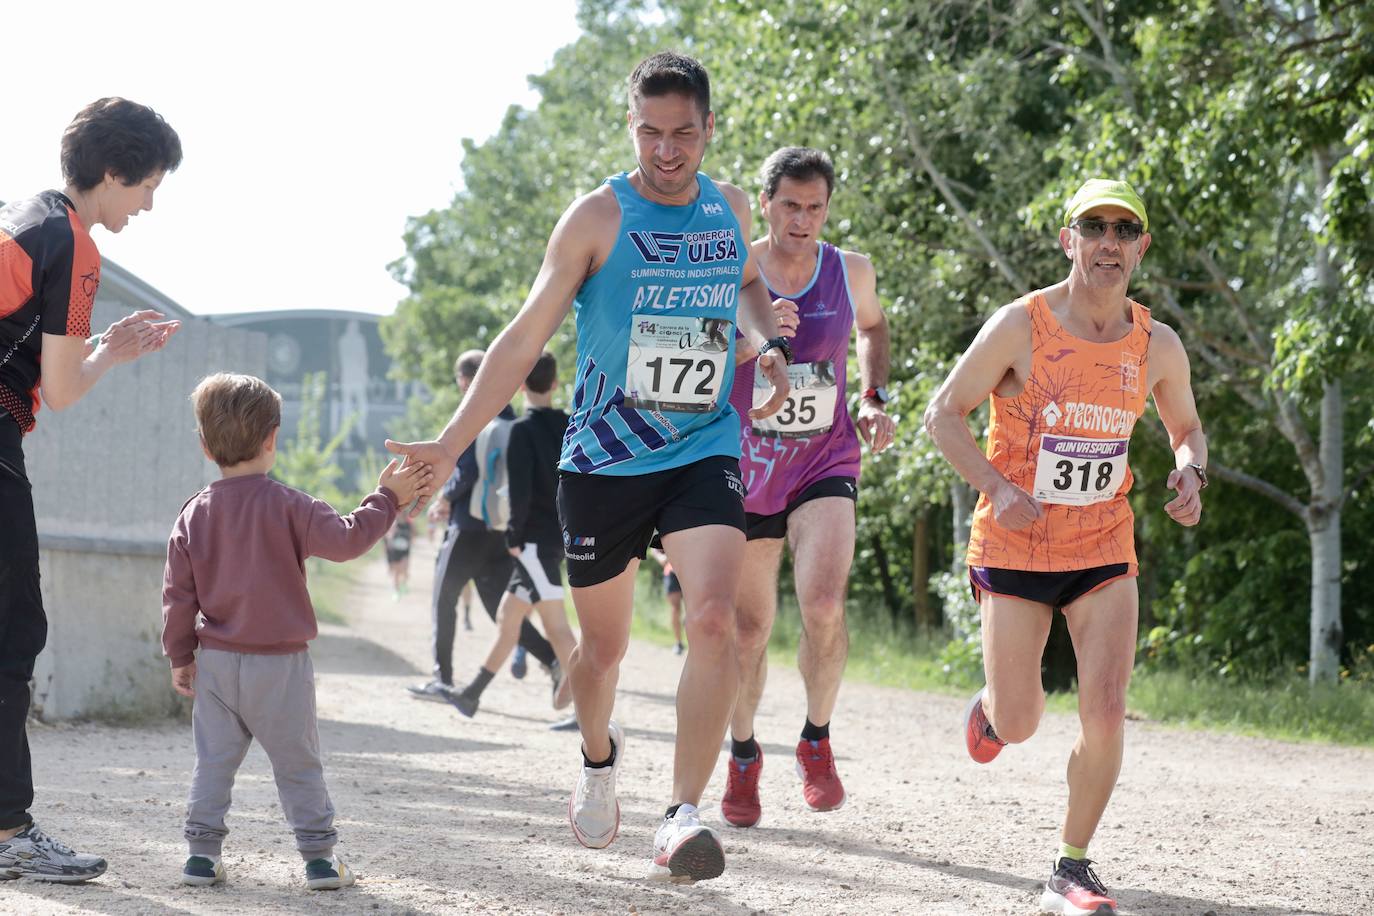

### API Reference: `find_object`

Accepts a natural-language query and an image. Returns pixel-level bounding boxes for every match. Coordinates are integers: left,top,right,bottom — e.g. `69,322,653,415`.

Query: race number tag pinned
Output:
625,316,732,413
750,360,838,439
1032,435,1130,506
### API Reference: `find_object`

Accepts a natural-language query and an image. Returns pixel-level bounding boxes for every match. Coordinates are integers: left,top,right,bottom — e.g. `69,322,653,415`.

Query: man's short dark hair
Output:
454,349,484,382
61,98,183,191
525,351,557,394
628,51,711,121
760,147,835,201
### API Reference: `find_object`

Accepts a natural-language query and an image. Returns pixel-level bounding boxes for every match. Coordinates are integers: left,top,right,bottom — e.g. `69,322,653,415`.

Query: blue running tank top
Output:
560,172,747,476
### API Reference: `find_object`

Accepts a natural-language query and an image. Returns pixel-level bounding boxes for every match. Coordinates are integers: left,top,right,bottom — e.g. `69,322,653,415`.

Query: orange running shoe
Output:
1040,857,1117,915
794,738,846,811
962,687,1006,764
720,746,764,827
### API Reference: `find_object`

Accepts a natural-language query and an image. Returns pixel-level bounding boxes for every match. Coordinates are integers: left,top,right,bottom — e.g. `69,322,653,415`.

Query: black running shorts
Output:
508,540,565,604
745,475,857,541
968,564,1135,610
557,455,746,588
663,571,682,595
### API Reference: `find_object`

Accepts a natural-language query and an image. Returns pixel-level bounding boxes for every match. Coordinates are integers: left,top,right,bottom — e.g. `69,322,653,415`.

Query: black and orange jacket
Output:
0,191,100,433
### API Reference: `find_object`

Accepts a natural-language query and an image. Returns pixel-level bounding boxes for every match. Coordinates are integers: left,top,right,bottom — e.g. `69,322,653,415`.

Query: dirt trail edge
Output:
5,538,1371,915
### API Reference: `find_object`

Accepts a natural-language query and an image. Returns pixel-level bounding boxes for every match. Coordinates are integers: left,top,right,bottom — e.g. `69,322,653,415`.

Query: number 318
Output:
1054,459,1114,492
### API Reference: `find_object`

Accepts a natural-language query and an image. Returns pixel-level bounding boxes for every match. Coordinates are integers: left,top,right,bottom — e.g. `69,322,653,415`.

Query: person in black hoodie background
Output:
407,350,562,704
450,351,577,718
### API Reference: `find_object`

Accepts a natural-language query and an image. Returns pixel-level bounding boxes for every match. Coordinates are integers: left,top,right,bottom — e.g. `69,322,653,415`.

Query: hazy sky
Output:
5,1,581,316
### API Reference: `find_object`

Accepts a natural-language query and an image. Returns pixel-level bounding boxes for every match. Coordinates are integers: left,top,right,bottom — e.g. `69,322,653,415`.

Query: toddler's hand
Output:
380,458,435,507
172,663,196,698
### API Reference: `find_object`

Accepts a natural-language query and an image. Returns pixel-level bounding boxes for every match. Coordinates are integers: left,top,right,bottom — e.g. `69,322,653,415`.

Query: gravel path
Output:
4,538,1371,914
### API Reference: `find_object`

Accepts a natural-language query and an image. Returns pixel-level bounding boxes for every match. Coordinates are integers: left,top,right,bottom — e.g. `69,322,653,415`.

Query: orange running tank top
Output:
967,291,1152,572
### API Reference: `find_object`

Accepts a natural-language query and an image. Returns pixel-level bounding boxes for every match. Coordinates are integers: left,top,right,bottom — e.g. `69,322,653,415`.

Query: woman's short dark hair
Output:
760,147,835,201
61,98,183,191
628,51,711,122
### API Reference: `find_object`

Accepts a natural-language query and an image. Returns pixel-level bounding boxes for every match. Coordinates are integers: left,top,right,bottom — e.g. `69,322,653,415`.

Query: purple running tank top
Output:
728,241,860,517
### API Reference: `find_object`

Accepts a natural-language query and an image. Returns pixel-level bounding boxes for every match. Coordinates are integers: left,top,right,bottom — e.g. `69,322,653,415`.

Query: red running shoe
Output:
720,746,763,827
1040,857,1117,915
794,737,846,811
962,687,1006,764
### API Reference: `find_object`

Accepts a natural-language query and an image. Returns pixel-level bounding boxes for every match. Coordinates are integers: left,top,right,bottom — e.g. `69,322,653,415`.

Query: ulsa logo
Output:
1041,401,1063,428
701,201,724,216
628,231,684,263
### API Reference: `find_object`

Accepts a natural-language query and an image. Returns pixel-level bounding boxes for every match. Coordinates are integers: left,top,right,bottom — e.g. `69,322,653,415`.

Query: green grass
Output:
1124,667,1374,745
629,575,1374,747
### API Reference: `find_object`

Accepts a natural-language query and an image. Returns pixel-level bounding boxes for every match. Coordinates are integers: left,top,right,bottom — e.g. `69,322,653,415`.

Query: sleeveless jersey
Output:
727,242,860,516
560,172,746,476
1,191,101,433
967,291,1152,572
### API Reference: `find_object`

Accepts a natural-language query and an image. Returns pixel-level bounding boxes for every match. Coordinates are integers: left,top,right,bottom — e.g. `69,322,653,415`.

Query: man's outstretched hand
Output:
385,439,457,518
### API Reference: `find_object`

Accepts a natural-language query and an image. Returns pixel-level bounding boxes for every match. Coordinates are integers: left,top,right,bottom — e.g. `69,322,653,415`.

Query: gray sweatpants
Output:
184,649,336,860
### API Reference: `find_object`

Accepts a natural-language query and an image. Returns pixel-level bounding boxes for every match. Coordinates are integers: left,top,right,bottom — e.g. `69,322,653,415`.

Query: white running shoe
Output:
569,720,623,848
649,803,725,882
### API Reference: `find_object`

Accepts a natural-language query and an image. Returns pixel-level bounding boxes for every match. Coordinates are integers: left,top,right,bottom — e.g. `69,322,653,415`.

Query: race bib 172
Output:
624,316,732,413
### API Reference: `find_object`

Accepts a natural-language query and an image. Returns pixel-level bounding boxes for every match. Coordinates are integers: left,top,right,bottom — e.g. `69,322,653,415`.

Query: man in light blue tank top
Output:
718,148,895,829
387,51,797,883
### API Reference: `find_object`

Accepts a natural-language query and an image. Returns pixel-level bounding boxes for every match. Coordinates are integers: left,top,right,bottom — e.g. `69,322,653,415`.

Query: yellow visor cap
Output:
1063,178,1148,232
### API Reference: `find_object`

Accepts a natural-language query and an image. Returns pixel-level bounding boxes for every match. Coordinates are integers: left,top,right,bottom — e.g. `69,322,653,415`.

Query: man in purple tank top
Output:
720,148,894,827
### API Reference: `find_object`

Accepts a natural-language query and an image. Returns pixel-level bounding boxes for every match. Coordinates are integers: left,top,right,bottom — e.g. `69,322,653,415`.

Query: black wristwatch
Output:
1186,463,1208,489
862,386,891,405
758,337,793,365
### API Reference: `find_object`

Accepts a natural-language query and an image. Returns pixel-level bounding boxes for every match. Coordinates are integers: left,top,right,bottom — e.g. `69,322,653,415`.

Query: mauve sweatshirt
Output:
161,474,398,668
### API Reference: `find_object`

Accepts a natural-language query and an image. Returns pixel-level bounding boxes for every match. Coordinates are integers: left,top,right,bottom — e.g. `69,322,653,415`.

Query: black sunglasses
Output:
1071,218,1145,242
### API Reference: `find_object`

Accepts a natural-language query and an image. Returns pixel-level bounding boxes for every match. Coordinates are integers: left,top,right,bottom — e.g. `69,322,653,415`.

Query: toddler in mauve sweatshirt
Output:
161,372,432,891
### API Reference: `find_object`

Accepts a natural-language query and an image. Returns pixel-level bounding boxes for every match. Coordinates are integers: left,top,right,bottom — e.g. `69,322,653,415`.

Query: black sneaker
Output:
510,646,528,679
1040,856,1117,915
181,855,225,886
305,856,355,890
0,823,107,883
448,686,480,717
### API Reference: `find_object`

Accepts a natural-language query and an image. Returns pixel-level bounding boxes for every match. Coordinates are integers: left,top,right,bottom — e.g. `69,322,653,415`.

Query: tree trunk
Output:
913,509,933,630
1308,379,1344,684
1308,147,1344,686
870,533,900,618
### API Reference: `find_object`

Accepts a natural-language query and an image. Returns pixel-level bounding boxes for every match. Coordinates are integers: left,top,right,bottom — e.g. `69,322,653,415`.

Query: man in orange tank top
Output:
924,179,1208,915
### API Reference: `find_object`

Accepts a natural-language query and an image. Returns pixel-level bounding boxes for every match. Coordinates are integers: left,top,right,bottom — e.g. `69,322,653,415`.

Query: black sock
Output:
731,735,759,761
801,718,829,742
582,737,617,769
467,667,495,697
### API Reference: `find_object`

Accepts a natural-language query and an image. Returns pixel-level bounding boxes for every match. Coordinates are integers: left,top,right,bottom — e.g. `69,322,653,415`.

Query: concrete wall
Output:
25,291,266,720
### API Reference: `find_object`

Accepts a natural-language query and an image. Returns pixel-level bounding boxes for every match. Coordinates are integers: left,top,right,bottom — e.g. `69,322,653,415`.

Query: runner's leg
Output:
481,590,532,673
534,599,577,670
668,591,684,647
980,591,1054,744
428,530,472,684
568,564,638,762
1060,576,1138,849
730,537,784,743
786,497,855,727
663,524,746,806
474,538,556,668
